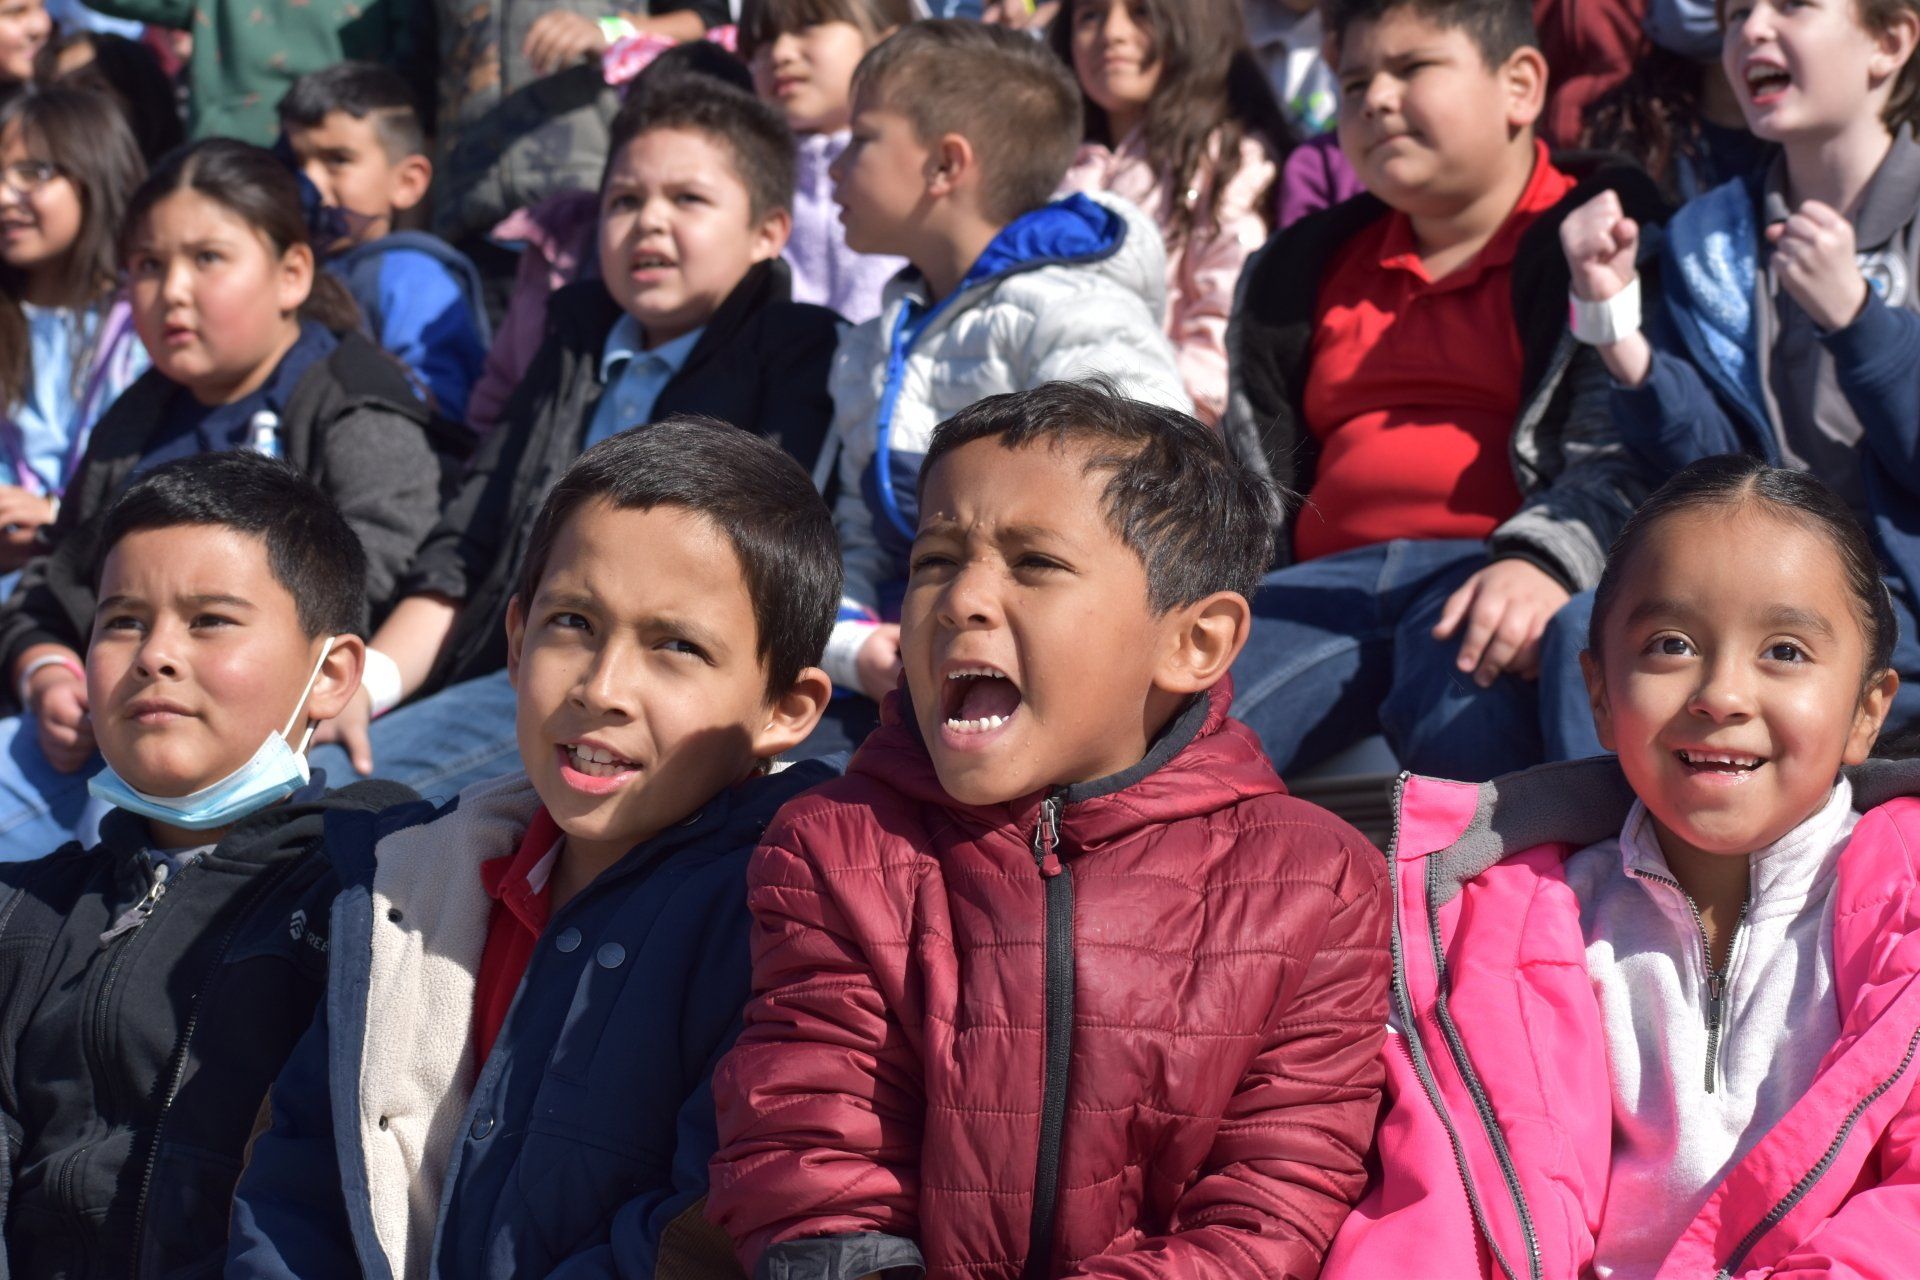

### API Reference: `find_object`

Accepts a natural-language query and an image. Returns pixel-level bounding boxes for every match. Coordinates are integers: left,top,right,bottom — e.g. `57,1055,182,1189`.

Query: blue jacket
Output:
328,232,491,424
1619,173,1920,627
225,759,838,1280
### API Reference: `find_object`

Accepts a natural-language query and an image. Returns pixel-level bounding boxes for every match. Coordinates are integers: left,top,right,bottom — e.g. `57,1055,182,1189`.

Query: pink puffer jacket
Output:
1324,757,1920,1280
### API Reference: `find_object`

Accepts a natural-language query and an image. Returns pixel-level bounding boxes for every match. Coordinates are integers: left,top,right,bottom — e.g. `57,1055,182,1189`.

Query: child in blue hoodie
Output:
278,62,490,425
811,20,1189,752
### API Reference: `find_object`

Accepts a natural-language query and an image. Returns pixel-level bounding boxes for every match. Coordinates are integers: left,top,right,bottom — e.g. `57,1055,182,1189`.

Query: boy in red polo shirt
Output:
1224,0,1666,782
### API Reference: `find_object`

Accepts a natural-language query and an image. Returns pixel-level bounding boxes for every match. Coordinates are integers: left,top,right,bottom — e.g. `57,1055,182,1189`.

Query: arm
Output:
1739,1092,1920,1279
821,426,893,695
1027,292,1193,417
1825,292,1920,499
375,253,488,426
1171,145,1276,427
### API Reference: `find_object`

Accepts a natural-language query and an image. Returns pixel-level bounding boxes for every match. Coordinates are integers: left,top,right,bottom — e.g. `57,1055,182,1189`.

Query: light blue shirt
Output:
9,301,148,495
583,316,704,448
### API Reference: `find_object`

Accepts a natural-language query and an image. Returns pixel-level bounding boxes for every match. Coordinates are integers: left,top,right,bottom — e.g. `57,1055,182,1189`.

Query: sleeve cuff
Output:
1821,285,1904,366
823,617,880,691
755,1233,924,1280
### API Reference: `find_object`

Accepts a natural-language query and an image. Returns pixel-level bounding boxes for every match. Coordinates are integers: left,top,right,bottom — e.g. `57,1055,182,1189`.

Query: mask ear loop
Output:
282,637,337,756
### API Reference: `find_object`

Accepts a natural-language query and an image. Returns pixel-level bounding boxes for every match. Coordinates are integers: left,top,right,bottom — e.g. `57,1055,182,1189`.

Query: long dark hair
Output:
1580,49,1710,204
0,87,145,412
33,32,184,167
120,138,361,337
1047,0,1293,247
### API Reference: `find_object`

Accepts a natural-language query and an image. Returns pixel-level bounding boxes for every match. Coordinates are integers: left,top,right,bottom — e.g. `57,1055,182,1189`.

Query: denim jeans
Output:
0,715,102,861
1229,538,1547,782
308,667,523,805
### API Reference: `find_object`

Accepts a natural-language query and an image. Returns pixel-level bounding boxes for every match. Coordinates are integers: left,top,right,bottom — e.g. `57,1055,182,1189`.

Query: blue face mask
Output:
88,639,336,831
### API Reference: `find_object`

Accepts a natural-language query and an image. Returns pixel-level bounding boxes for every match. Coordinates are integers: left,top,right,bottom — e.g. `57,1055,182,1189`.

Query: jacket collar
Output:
557,257,794,378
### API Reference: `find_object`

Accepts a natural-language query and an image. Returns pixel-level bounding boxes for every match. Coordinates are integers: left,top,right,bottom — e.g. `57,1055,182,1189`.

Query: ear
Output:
751,204,793,261
505,593,528,691
389,153,433,213
277,241,315,318
1500,45,1549,132
301,633,366,725
1844,667,1900,765
925,131,975,198
1152,590,1251,696
1871,9,1920,89
1580,647,1617,753
749,665,835,760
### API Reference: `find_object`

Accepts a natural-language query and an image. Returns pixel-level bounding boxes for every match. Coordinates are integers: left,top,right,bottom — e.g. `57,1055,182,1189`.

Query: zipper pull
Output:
100,863,171,946
1031,797,1063,878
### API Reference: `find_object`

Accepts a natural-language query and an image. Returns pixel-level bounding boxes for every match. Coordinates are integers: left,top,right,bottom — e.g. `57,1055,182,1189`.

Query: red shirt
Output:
472,807,563,1072
1294,141,1576,563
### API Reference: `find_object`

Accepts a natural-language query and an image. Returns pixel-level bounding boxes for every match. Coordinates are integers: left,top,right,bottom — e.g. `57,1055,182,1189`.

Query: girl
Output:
0,88,148,574
1324,456,1920,1277
1050,0,1293,427
740,0,909,324
0,138,443,846
0,0,47,87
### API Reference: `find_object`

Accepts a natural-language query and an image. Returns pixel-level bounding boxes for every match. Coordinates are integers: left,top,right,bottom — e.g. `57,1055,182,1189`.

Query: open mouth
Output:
559,742,641,792
941,665,1022,735
1745,63,1791,98
1675,749,1766,775
630,251,675,272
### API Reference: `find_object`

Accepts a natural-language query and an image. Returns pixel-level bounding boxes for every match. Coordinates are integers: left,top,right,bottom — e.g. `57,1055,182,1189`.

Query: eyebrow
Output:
95,592,254,613
1624,596,1837,637
912,520,1071,545
538,589,730,653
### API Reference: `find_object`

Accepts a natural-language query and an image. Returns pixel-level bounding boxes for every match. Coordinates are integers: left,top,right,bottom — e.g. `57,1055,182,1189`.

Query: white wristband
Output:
1569,276,1641,346
361,647,404,718
16,653,82,709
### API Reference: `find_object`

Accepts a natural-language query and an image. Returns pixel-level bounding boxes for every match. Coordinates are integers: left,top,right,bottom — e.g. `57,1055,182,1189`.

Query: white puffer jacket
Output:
820,190,1191,686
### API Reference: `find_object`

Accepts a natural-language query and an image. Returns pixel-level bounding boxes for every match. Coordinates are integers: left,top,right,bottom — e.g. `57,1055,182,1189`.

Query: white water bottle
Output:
247,410,281,458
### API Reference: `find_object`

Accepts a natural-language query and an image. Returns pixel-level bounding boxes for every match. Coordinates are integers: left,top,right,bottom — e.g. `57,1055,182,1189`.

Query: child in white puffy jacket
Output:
812,20,1189,749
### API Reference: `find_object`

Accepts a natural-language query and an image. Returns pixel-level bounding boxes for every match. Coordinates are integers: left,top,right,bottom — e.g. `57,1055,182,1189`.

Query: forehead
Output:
537,499,756,614
607,125,746,190
920,435,1126,542
1605,504,1867,633
1337,7,1485,65
133,188,262,245
100,524,291,606
287,110,386,148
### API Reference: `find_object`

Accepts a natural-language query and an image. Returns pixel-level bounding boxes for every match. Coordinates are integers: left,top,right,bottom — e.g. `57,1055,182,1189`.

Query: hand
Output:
853,624,902,703
983,0,1059,28
1768,200,1870,332
523,11,610,75
0,486,54,572
1432,559,1572,686
1560,190,1640,303
311,686,375,776
28,664,93,773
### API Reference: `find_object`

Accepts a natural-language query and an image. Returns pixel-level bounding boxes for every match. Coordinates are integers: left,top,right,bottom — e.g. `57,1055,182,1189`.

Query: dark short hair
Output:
1589,454,1898,680
1325,0,1538,68
277,61,427,161
852,20,1082,224
918,381,1276,610
602,73,796,220
517,418,842,697
94,453,370,639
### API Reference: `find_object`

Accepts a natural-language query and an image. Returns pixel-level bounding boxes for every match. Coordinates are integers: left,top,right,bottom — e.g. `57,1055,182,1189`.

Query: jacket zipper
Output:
1632,869,1749,1093
1023,794,1072,1280
1714,1023,1920,1278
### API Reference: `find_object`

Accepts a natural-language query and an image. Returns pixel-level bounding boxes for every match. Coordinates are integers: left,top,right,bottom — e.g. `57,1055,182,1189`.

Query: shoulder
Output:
1220,787,1387,904
743,299,845,347
756,767,926,872
0,840,103,921
311,331,427,416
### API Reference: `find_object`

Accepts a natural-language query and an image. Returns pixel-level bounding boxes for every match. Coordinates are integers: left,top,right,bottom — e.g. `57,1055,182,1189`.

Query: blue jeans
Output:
309,667,523,805
0,714,102,860
1230,539,1547,782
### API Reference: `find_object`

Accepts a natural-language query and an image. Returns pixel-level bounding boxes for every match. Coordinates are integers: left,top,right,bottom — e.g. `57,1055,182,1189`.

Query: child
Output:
820,20,1189,751
709,381,1390,1277
278,62,491,425
0,137,443,856
226,419,840,1279
1548,0,1920,760
0,0,46,88
0,88,149,575
1223,0,1665,783
1323,456,1920,1277
1580,48,1773,204
742,0,911,323
0,450,412,1278
304,77,842,801
1052,0,1292,424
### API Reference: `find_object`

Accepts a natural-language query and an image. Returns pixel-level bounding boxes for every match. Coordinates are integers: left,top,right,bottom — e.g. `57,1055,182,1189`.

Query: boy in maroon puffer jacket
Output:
709,381,1391,1280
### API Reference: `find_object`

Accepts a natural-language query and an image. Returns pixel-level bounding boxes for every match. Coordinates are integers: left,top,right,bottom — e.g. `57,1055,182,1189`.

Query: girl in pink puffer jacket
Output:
1328,453,1920,1280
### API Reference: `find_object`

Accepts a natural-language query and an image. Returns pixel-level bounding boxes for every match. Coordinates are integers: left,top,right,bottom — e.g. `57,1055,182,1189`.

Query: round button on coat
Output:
470,1113,493,1140
596,942,627,969
554,927,582,953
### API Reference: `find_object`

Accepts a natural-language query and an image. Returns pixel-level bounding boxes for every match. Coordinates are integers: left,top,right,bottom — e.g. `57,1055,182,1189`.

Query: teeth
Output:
944,713,1010,734
1679,750,1762,768
947,667,1005,680
567,744,635,777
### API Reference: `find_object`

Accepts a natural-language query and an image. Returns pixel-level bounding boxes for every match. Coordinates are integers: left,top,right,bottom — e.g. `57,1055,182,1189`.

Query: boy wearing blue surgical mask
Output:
0,451,415,1280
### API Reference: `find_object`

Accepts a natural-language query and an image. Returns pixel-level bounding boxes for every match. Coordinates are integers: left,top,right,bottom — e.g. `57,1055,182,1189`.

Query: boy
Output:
278,62,491,424
226,419,840,1279
0,452,409,1278
1549,0,1920,757
1222,0,1665,782
709,381,1391,1279
304,76,844,801
815,20,1189,752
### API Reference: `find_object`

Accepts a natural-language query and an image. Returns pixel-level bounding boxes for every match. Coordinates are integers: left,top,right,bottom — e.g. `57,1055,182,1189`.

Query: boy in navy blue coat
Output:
225,419,842,1278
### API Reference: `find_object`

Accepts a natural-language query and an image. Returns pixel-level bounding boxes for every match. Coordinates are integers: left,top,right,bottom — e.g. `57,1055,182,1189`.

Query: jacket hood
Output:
846,678,1284,850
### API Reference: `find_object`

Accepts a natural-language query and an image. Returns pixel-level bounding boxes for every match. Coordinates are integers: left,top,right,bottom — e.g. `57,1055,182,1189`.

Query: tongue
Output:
957,677,1021,721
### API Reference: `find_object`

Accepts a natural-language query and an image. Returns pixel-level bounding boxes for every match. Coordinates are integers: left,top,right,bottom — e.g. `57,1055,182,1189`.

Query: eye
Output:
547,611,591,632
1341,75,1368,97
128,254,159,277
99,612,143,632
908,550,957,576
195,249,222,267
190,612,237,629
1014,553,1067,573
1766,641,1808,663
1646,633,1696,658
659,637,709,661
674,192,708,207
606,193,639,213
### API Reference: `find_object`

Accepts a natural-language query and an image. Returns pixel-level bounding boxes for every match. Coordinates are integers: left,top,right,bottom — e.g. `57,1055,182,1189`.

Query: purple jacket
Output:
786,130,904,325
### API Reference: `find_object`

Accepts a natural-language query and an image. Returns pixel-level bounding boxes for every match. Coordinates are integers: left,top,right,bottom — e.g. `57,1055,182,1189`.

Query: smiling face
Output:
89,524,338,800
901,436,1204,806
1723,0,1916,143
1070,0,1161,140
126,189,312,405
0,121,83,289
598,126,788,348
1584,503,1896,866
1334,7,1542,216
751,19,874,134
829,90,934,256
0,0,49,82
282,110,429,251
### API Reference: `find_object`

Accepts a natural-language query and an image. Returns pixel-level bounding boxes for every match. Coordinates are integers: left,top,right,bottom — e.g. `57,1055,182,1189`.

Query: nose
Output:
937,558,1003,631
571,638,636,721
1687,654,1757,724
134,624,183,682
1731,1,1774,45
160,255,194,308
767,29,800,66
1102,0,1133,40
300,159,333,204
1360,72,1398,119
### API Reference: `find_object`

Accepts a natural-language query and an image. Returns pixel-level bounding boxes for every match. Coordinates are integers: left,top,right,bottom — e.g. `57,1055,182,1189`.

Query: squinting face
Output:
1335,9,1534,215
751,20,873,135
902,437,1183,806
90,525,335,798
1070,0,1161,134
830,92,932,257
507,501,788,870
0,122,84,281
1724,0,1910,143
126,190,312,404
0,0,48,82
1584,505,1895,865
598,127,786,347
282,110,421,250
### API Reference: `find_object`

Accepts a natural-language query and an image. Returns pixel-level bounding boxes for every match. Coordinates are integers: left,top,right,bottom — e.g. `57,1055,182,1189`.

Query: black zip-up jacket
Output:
0,334,451,700
0,776,414,1280
401,258,842,692
1223,152,1670,590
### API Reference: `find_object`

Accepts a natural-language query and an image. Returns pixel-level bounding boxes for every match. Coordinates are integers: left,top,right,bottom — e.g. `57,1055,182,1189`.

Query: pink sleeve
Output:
1169,140,1278,427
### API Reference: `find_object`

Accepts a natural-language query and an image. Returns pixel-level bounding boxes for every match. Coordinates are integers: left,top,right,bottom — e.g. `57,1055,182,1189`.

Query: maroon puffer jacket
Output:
709,683,1390,1279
